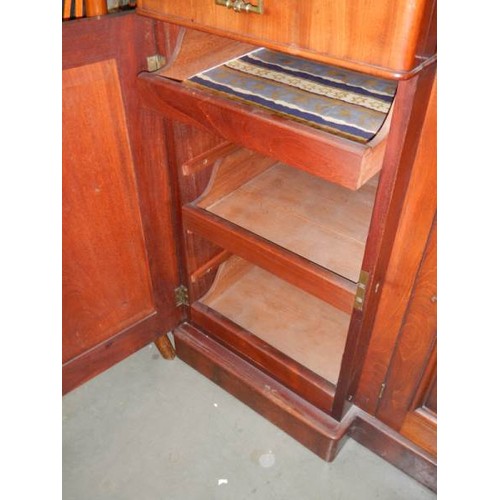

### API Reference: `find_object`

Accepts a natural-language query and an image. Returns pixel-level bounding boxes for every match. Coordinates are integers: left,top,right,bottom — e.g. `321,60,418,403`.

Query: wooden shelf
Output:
199,162,378,283
183,147,378,313
198,256,350,387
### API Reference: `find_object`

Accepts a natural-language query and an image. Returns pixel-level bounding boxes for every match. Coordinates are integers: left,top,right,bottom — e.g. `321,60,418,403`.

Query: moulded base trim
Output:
173,322,437,492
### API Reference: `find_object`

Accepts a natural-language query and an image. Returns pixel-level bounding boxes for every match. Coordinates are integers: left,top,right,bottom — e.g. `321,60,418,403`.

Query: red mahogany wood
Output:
376,220,437,430
162,122,231,308
62,59,156,363
191,302,336,413
174,322,435,491
373,220,437,457
156,27,256,81
183,206,356,313
173,322,355,461
348,408,436,492
198,257,350,385
354,76,437,416
197,159,378,283
62,8,438,490
136,0,437,79
137,72,387,190
85,0,107,17
62,13,181,393
331,64,436,419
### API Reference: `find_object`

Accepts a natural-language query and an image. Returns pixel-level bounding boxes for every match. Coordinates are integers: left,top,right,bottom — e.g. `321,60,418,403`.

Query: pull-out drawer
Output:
191,254,350,411
183,145,378,311
138,30,396,189
137,0,436,77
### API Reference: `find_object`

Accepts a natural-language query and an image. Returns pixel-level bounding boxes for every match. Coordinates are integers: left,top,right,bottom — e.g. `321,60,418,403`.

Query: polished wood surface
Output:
63,13,182,393
383,222,437,456
331,64,436,419
183,207,356,313
348,408,436,492
157,28,256,81
377,221,437,429
85,0,107,16
191,302,336,412
354,75,437,415
174,323,435,489
201,163,378,282
195,147,276,209
199,256,350,384
63,6,438,489
138,71,387,189
137,0,436,78
174,322,356,461
63,58,155,362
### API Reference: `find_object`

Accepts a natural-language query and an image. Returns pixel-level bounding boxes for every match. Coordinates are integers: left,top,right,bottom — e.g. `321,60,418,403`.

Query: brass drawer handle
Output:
215,0,264,14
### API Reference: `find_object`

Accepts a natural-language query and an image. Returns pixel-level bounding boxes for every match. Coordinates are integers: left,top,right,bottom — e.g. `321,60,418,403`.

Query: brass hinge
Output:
174,285,189,307
146,54,166,72
353,270,370,311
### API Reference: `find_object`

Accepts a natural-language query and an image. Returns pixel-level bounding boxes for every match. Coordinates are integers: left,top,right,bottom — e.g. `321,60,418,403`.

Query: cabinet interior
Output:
63,5,437,488
154,25,396,412
180,140,379,409
197,160,378,283
199,255,351,386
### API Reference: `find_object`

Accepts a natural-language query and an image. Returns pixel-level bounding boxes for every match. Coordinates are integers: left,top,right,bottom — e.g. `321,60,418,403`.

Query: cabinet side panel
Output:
353,75,436,414
62,59,155,362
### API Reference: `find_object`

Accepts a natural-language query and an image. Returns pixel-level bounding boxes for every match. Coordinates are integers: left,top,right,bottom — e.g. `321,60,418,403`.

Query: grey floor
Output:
62,341,436,500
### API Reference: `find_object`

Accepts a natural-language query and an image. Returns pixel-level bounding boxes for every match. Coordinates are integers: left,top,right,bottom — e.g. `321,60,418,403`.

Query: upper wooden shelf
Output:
136,0,436,79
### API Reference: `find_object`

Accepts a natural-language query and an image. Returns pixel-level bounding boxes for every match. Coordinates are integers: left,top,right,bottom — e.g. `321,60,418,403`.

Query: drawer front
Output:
137,0,435,77
138,0,294,50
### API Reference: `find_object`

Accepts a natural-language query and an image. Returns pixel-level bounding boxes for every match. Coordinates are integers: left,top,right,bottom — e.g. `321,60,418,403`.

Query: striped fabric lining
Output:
186,48,397,144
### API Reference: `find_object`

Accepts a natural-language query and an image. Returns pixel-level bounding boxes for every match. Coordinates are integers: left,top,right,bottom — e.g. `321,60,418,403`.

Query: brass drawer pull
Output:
215,0,264,14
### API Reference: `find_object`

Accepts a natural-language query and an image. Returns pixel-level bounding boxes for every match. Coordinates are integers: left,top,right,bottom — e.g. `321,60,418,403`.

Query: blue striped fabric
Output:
186,48,397,144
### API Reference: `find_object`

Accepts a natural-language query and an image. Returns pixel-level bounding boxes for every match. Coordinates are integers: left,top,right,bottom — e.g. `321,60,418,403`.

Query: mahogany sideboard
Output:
63,1,437,491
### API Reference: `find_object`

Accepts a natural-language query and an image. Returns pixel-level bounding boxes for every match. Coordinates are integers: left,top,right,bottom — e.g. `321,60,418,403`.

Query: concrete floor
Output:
62,342,436,500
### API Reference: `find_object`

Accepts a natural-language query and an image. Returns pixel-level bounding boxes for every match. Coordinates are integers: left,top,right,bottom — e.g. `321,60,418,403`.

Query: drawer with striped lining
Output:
138,29,397,190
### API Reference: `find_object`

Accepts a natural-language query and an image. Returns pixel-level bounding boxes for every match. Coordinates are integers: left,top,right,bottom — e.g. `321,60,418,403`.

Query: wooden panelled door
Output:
376,220,437,456
62,12,182,393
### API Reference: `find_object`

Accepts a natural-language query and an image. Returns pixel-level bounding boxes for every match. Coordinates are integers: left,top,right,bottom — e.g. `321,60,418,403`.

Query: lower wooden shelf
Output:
193,256,350,400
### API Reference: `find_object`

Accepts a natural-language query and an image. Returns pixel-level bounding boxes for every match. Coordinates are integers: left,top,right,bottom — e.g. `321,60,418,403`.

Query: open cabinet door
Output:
63,12,183,393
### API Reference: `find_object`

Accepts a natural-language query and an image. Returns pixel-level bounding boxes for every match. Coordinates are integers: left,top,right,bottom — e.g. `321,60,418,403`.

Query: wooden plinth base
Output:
173,322,436,492
174,322,353,461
